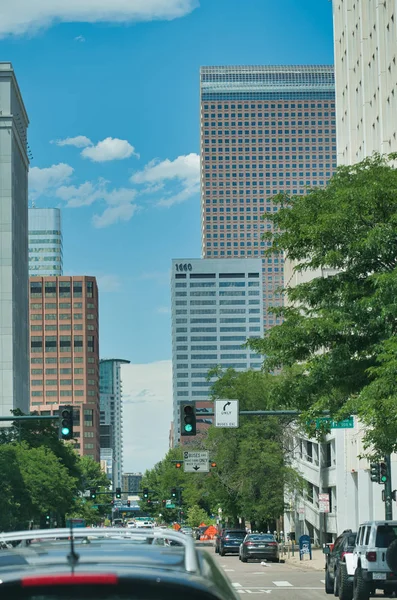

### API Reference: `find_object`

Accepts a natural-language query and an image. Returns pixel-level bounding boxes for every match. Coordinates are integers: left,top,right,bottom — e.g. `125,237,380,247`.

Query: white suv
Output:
352,521,397,599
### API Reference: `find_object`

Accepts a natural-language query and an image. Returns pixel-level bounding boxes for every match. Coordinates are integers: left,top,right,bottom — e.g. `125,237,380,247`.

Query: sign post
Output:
183,451,209,473
319,493,330,513
215,400,239,428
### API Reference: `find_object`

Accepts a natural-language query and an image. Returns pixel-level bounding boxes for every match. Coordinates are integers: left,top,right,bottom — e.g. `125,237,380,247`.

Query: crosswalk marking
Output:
232,583,242,588
321,579,325,584
273,581,293,587
224,569,235,572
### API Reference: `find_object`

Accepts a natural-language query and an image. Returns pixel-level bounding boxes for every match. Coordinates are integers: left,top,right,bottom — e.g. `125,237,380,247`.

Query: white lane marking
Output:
224,569,235,572
273,581,293,587
321,579,325,584
232,583,242,588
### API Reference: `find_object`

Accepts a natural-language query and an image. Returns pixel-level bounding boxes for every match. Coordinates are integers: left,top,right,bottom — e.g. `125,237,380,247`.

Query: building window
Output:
74,336,83,350
45,282,56,297
60,336,71,352
73,281,83,297
86,281,94,298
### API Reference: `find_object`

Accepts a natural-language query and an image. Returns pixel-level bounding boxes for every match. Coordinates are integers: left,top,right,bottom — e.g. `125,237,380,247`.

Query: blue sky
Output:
0,0,335,470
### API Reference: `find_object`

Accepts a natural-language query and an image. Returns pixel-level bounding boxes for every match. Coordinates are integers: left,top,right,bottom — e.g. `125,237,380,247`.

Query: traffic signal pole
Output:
384,454,393,520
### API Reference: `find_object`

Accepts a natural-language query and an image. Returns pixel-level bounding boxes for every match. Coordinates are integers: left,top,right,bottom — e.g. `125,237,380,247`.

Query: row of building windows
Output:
31,390,97,397
32,378,95,386
30,281,95,298
31,368,93,375
31,302,95,310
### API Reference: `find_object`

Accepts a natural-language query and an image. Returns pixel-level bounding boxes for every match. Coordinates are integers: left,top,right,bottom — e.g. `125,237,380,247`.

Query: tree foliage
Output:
141,369,301,529
247,152,397,453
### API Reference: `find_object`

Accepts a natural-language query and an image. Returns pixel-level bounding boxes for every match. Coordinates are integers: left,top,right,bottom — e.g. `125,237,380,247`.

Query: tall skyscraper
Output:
333,1,397,165
171,258,263,446
200,65,337,327
29,276,100,460
122,472,143,495
28,208,63,276
0,63,30,416
99,358,130,488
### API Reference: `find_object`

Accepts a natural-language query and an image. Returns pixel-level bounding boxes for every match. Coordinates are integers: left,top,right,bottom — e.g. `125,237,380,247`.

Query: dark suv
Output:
325,529,357,598
215,529,246,556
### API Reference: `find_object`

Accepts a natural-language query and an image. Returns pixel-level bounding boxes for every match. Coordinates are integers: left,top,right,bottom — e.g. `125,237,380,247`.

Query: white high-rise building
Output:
28,208,63,276
333,0,397,164
171,258,264,446
284,2,397,543
99,359,130,488
0,63,30,416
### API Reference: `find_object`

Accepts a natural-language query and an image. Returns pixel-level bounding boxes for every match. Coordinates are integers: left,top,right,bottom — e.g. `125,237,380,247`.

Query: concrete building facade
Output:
284,2,397,542
122,473,143,495
171,258,263,446
29,276,100,461
333,0,397,164
99,358,130,489
200,65,337,330
0,63,30,417
28,208,63,276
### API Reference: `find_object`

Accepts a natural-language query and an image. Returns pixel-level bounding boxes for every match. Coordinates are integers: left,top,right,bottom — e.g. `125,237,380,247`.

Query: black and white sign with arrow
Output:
215,399,239,428
183,451,210,473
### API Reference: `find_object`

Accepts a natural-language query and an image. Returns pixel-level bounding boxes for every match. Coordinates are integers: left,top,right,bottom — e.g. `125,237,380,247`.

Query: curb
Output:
283,557,325,572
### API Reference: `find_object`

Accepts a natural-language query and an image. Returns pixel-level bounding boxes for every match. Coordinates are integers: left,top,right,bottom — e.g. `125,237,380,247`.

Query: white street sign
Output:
215,399,239,428
183,451,209,473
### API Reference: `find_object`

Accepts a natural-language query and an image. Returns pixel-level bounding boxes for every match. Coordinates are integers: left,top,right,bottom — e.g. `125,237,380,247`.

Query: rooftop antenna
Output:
66,519,80,573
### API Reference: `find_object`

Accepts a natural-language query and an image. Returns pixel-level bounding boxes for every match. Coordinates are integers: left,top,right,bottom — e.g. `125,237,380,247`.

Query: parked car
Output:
350,520,397,599
180,527,194,537
215,529,245,554
324,529,356,599
239,533,279,563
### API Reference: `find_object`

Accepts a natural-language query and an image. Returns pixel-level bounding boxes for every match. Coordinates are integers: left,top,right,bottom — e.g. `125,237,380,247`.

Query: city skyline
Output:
0,0,335,472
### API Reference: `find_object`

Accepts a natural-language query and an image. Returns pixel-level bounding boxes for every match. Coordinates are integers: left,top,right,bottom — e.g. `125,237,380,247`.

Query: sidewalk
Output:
281,547,326,572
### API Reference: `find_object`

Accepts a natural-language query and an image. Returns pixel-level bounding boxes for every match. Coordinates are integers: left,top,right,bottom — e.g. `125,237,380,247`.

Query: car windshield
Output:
247,535,276,541
225,532,246,539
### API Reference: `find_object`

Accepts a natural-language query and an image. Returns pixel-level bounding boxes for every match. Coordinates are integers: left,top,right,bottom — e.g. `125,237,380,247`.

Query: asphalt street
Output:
208,550,327,600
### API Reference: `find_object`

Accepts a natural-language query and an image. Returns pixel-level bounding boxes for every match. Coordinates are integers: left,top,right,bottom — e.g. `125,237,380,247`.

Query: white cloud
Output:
156,306,171,314
81,137,139,162
29,163,74,199
55,179,139,226
121,361,173,472
0,0,199,37
92,203,139,228
74,35,86,42
96,274,122,292
53,135,92,148
131,153,200,207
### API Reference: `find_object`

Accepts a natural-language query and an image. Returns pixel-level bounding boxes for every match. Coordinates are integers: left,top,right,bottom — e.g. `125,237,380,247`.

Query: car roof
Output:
0,528,239,600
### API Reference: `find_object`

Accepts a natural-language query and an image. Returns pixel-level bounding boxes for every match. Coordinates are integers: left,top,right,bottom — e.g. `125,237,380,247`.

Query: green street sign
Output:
165,501,175,509
314,416,354,429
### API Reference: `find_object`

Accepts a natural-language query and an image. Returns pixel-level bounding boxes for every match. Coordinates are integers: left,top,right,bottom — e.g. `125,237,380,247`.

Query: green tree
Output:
248,152,397,453
77,455,110,491
186,505,210,528
14,442,77,522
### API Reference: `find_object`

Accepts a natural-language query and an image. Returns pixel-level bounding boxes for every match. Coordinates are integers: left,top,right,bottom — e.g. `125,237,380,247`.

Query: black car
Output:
218,530,247,556
324,529,357,598
215,529,246,554
0,527,240,600
239,533,279,563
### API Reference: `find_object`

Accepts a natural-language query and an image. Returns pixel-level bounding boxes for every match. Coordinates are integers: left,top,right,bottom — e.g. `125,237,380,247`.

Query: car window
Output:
225,532,246,539
364,527,371,545
347,533,357,547
247,534,275,541
376,525,397,547
333,536,342,551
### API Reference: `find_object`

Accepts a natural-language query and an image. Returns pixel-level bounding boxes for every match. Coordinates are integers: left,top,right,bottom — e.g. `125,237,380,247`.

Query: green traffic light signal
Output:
380,462,388,483
180,403,196,437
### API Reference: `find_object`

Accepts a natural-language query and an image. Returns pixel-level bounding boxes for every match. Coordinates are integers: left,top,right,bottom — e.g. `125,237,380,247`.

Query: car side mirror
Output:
323,546,330,555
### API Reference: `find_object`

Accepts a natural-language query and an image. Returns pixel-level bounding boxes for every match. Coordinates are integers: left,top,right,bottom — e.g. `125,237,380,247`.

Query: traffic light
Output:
380,462,389,484
45,514,50,527
143,488,149,499
370,462,380,483
171,488,177,498
162,499,166,505
90,488,97,500
59,405,73,440
127,500,131,507
180,402,196,436
115,487,121,499
175,462,182,469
